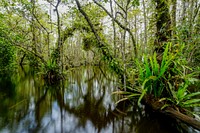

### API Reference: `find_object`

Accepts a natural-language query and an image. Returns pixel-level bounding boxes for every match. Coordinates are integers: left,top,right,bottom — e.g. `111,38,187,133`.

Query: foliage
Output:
26,54,38,67
108,58,123,76
116,43,200,109
82,33,97,51
0,0,199,113
42,59,59,76
136,43,174,98
0,14,16,72
0,42,15,71
176,24,200,70
132,0,140,7
168,81,200,108
40,59,61,84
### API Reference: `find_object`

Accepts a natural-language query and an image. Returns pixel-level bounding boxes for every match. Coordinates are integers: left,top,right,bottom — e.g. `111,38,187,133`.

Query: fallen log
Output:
165,107,200,131
144,95,200,131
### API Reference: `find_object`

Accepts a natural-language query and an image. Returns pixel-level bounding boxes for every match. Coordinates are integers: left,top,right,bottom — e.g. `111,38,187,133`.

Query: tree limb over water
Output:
75,0,124,78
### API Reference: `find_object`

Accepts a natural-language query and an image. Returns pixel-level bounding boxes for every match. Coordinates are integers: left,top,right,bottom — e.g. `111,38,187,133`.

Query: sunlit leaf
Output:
183,99,200,105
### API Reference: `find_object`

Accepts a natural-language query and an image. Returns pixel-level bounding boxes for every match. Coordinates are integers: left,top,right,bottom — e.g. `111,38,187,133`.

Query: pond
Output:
0,66,198,133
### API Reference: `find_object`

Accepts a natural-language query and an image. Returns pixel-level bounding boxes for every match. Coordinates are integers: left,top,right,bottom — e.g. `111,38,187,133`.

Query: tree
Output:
154,0,171,50
93,0,138,58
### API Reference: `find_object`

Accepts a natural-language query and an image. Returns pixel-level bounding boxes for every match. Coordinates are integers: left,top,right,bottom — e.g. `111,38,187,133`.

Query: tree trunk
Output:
31,0,37,54
144,95,200,131
189,0,194,35
142,0,147,52
93,0,138,58
56,0,61,65
109,0,117,57
171,0,177,44
75,0,124,78
182,0,187,22
154,0,171,54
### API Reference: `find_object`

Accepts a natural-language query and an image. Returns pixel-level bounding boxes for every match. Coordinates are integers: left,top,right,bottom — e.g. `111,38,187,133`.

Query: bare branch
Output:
47,0,56,7
32,13,51,34
113,0,126,13
15,44,47,65
115,11,125,19
55,0,61,9
93,0,137,58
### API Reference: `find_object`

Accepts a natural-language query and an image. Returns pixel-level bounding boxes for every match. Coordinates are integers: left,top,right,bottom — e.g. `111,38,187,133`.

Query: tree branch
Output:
15,44,47,65
75,0,124,77
75,0,102,46
193,3,200,23
115,11,125,19
32,13,51,34
47,0,56,7
113,0,126,13
93,0,137,58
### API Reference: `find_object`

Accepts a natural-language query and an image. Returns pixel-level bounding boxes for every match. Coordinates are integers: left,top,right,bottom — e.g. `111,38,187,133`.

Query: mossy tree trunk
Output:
154,0,171,52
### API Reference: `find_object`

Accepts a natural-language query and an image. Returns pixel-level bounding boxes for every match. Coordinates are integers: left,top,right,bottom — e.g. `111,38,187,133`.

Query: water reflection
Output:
0,66,194,133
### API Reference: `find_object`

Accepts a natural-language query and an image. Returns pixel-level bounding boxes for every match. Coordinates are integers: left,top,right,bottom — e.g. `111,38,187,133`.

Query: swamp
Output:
0,0,200,133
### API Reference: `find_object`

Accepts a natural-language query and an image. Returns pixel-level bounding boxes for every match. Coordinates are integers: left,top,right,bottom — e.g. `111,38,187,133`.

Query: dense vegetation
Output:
0,0,200,130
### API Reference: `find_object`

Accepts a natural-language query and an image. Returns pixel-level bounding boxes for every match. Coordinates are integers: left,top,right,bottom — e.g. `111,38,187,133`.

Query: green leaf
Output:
131,0,140,7
176,83,188,101
184,104,200,107
183,99,200,105
149,76,157,80
183,92,200,100
153,52,159,75
161,104,170,110
138,89,147,105
150,56,154,73
136,59,144,81
188,78,199,84
127,93,141,98
144,55,151,78
161,43,170,69
167,82,176,99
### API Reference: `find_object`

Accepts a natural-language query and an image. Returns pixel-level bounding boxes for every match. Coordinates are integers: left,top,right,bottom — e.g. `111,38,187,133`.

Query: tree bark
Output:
171,0,177,43
154,0,171,53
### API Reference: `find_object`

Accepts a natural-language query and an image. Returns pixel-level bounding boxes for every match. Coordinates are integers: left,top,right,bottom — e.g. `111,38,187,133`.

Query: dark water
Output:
0,66,198,133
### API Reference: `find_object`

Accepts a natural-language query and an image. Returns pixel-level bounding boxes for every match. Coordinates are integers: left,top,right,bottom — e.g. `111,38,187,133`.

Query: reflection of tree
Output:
51,66,134,132
135,111,181,133
55,88,131,133
2,66,169,133
0,73,16,128
0,67,43,131
35,86,49,127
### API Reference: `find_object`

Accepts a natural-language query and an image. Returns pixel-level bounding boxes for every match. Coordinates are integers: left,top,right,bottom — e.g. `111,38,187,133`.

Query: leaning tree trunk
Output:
75,0,124,79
